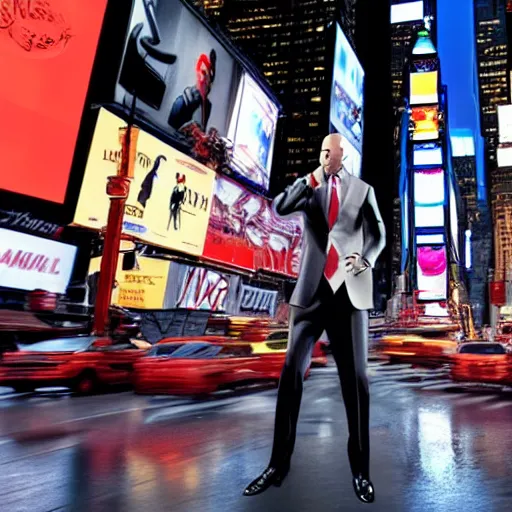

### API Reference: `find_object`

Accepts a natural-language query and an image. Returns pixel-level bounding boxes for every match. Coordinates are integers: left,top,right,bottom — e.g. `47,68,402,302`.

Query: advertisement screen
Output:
413,143,443,166
414,168,444,228
202,176,303,276
410,71,438,105
449,178,459,259
74,108,216,256
0,0,108,203
497,146,512,168
498,104,512,144
343,137,363,177
89,256,170,309
176,265,230,311
330,23,364,154
411,107,439,141
116,0,240,136
227,73,279,190
417,244,447,301
411,58,438,73
390,1,424,24
237,285,278,317
0,228,77,294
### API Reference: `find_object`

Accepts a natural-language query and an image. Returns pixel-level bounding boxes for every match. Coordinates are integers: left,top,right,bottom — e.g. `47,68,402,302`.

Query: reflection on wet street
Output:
1,361,512,511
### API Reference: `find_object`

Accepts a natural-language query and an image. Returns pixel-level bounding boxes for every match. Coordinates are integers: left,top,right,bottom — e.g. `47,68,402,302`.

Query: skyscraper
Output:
474,0,509,165
190,0,224,19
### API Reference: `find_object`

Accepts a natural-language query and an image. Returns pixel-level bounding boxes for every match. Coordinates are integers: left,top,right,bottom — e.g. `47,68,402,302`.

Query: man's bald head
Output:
320,133,345,175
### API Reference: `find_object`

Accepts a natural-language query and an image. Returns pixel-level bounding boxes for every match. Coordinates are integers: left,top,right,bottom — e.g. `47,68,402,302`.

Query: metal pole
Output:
92,101,139,336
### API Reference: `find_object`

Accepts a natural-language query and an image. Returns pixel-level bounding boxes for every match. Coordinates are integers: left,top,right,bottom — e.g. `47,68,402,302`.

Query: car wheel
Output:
74,371,100,395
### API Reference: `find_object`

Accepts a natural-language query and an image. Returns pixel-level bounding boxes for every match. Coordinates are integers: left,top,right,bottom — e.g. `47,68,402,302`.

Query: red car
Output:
450,342,512,386
134,341,293,395
0,336,146,394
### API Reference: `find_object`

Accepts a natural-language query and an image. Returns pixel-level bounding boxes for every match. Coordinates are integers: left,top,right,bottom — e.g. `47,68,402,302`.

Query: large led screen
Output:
330,23,364,154
449,178,459,259
414,168,444,228
390,1,424,24
0,0,108,203
74,108,216,256
497,146,512,168
410,71,438,105
413,143,443,166
114,0,277,192
417,244,447,301
411,107,439,141
202,176,303,277
227,73,279,190
343,137,362,177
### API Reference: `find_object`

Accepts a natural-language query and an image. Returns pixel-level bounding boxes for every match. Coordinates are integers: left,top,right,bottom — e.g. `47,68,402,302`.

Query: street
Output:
1,360,512,512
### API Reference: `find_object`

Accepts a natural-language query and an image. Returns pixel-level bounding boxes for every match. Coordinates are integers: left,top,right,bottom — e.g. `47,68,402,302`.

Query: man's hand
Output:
344,253,370,276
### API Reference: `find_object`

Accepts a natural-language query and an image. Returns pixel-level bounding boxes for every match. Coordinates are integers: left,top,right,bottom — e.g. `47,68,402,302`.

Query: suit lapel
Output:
337,172,352,221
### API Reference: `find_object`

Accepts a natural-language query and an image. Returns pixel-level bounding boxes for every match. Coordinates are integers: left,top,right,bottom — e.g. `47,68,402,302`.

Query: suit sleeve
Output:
361,186,386,268
272,177,312,216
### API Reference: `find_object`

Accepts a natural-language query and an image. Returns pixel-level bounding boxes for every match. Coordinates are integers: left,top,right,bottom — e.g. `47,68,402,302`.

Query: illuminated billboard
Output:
227,73,279,190
413,143,443,166
89,256,170,309
0,0,108,203
342,137,362,177
330,22,364,154
449,178,459,260
411,107,439,141
73,108,216,256
391,1,424,24
202,176,303,276
414,168,444,228
498,104,512,143
410,71,438,105
417,243,447,301
114,0,278,192
497,146,512,168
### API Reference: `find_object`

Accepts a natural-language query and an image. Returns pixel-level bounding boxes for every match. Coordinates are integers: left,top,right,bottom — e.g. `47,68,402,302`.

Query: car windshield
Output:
17,337,96,353
149,343,223,359
459,343,506,355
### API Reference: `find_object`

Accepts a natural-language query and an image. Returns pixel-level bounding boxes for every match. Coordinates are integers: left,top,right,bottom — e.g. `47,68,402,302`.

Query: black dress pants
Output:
270,278,370,478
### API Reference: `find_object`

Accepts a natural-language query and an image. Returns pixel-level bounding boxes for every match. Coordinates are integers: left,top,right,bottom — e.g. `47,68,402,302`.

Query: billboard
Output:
202,176,302,276
342,137,363,178
330,22,364,154
497,146,512,168
414,168,444,228
89,256,170,309
114,0,277,191
73,108,216,256
417,243,447,301
236,285,278,317
0,228,77,294
410,71,438,105
498,104,512,143
227,73,279,190
411,106,439,141
449,178,459,260
0,0,108,203
413,143,443,166
390,1,424,24
176,265,230,311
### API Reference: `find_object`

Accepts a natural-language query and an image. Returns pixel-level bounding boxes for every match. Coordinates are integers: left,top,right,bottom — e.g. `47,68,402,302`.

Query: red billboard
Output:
202,176,302,277
0,0,108,203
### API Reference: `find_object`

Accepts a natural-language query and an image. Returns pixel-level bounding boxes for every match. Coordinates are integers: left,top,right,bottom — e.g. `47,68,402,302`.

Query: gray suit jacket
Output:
274,167,386,310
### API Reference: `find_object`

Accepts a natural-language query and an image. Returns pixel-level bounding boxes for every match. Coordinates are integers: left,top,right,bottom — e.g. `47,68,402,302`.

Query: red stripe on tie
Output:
324,244,339,280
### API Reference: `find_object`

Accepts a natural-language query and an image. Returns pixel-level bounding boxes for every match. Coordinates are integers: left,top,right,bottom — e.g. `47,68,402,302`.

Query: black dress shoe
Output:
353,474,375,503
243,464,290,496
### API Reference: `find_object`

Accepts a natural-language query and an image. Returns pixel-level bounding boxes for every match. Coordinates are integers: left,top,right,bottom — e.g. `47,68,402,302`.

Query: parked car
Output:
133,341,303,395
450,342,512,385
0,336,147,394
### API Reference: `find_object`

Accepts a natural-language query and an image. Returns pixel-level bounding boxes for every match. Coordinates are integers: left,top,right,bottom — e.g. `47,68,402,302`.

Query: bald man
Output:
244,134,386,503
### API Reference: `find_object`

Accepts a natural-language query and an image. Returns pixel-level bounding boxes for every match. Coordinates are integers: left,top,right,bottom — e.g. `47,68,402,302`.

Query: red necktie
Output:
324,175,340,281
